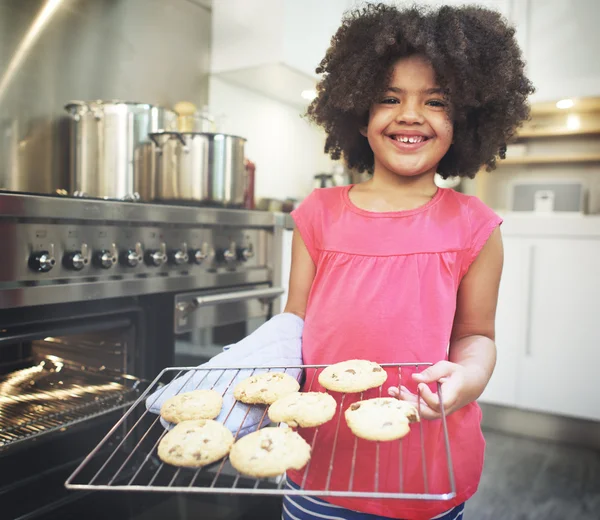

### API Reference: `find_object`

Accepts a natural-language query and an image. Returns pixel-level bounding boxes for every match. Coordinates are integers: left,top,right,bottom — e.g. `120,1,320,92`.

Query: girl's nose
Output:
395,101,425,124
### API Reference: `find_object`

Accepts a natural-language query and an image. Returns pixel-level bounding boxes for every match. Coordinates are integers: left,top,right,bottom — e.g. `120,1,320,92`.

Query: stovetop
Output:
0,190,273,224
0,191,286,310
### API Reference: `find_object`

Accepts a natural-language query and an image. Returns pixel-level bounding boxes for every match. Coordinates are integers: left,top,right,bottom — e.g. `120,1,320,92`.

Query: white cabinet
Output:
519,238,600,420
515,0,600,103
481,234,600,422
480,237,528,407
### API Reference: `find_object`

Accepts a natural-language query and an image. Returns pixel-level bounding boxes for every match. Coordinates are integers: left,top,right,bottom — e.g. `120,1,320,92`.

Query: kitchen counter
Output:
499,212,600,237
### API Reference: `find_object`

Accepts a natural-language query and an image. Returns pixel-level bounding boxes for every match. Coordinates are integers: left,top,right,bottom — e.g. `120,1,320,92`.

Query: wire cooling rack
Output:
65,363,456,501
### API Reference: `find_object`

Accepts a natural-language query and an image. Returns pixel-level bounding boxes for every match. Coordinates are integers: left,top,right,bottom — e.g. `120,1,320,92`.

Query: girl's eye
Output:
427,99,446,108
381,97,399,104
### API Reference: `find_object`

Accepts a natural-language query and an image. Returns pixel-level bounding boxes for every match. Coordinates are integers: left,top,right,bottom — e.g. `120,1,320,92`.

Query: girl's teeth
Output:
394,136,425,143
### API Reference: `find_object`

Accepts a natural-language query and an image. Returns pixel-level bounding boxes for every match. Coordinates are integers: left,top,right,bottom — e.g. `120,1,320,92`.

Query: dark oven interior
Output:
0,297,172,520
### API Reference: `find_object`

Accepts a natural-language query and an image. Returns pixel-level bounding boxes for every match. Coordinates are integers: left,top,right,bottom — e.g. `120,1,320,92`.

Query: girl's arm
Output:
390,227,504,419
283,229,317,319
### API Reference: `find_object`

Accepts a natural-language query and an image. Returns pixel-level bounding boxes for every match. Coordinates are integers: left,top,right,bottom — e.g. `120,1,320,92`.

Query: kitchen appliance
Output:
509,180,587,213
0,116,69,195
149,130,247,207
313,173,335,189
64,100,177,201
0,190,286,519
244,158,256,210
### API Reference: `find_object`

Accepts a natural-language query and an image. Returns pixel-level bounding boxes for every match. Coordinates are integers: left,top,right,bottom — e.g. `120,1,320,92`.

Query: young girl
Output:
280,3,533,520
148,2,533,518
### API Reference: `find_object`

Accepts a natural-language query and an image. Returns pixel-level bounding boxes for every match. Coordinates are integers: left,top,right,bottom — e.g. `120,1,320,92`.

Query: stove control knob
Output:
29,243,56,272
190,243,213,265
169,242,189,265
94,243,118,269
145,242,167,267
121,242,143,267
237,243,254,262
63,243,89,271
218,241,237,266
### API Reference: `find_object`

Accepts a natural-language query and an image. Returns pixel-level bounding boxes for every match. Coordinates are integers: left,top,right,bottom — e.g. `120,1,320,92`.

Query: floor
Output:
466,430,600,520
71,429,600,520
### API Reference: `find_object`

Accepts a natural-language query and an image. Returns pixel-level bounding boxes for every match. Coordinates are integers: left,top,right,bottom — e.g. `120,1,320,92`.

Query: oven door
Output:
0,298,160,520
173,284,284,366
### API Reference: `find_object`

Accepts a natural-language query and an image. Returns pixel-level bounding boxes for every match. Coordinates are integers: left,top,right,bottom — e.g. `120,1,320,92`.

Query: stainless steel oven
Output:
173,285,284,366
0,298,152,519
0,192,286,519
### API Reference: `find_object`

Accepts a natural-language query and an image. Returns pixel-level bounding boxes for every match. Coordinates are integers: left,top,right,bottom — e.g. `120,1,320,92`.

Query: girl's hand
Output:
387,361,482,420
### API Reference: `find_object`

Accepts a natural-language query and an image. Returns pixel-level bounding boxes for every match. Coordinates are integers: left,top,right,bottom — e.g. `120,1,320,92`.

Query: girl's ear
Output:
359,126,368,137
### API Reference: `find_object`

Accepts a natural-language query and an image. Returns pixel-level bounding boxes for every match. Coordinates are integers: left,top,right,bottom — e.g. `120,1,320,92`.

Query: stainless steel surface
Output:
0,269,274,310
66,100,177,200
284,213,295,230
0,192,285,309
174,286,284,333
0,191,283,226
0,0,211,196
150,131,247,206
194,287,283,306
480,402,600,452
66,362,456,501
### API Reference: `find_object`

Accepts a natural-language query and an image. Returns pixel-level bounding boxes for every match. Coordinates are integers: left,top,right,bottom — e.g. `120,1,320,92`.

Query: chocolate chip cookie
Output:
268,391,337,428
229,427,311,477
157,419,234,467
233,372,300,405
344,397,419,441
318,360,387,393
160,389,223,424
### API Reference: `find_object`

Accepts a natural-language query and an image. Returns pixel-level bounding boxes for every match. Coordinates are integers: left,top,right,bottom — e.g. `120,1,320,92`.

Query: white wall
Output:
210,0,283,73
283,0,350,77
208,76,334,201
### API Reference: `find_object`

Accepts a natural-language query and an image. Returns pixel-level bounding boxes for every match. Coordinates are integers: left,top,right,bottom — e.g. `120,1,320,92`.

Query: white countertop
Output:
499,212,600,238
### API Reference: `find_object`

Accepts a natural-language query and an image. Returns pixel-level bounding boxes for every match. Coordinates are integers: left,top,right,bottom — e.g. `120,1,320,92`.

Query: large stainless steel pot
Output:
0,117,70,195
65,100,177,200
149,131,246,207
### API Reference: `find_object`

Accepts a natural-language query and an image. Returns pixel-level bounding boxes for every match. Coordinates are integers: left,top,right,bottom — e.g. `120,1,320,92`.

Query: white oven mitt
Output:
145,313,303,438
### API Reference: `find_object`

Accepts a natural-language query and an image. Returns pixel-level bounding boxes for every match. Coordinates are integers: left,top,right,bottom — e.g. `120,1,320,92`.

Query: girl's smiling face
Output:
362,55,454,180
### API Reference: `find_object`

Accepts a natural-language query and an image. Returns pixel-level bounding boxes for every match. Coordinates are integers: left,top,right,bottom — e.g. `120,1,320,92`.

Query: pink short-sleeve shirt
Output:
287,185,502,520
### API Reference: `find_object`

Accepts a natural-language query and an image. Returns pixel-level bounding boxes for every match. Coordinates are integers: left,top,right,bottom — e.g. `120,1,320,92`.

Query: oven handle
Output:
193,287,284,307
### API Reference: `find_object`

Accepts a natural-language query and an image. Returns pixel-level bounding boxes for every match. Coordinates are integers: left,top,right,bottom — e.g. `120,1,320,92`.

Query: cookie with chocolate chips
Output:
344,397,419,441
160,389,223,424
233,372,300,405
229,427,311,477
318,360,387,393
157,419,234,467
268,391,337,428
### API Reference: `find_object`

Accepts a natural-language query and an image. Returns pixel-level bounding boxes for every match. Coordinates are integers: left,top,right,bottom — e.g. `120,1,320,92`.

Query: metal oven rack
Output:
66,363,456,501
0,358,142,451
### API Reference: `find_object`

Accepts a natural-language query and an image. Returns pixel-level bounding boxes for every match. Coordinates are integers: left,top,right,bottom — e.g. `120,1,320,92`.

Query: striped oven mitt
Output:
145,313,304,437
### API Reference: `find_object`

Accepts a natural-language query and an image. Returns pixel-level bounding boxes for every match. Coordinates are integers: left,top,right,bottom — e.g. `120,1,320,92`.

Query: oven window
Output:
0,320,140,453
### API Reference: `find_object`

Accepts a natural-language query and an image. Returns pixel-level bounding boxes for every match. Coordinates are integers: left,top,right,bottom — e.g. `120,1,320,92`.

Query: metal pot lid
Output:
64,100,176,113
65,99,152,108
149,130,246,141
